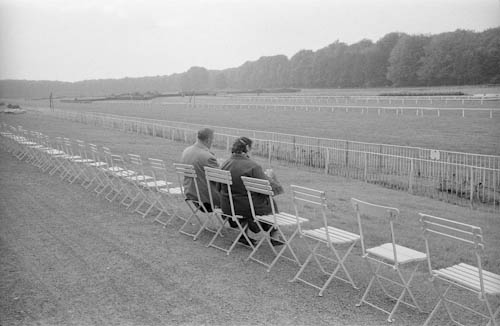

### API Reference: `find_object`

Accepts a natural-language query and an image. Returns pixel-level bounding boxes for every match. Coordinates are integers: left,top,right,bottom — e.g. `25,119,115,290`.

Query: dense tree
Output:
418,30,481,85
365,32,406,86
387,34,430,86
1,28,499,99
289,50,314,87
180,66,209,91
476,27,500,84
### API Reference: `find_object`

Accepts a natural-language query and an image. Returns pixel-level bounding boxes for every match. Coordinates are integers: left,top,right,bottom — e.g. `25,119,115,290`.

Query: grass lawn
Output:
12,98,500,155
0,109,499,325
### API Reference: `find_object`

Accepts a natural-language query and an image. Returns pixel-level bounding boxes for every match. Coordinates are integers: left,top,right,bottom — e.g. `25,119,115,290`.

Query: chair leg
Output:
485,296,500,326
356,260,381,307
266,228,302,273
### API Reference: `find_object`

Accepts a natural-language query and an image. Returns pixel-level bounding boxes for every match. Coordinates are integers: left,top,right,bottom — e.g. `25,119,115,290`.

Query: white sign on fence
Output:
430,149,440,160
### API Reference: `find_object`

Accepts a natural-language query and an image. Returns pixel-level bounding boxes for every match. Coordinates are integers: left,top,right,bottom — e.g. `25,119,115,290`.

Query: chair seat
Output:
304,226,360,244
113,169,137,177
256,211,308,226
87,161,107,167
158,187,182,195
106,166,124,172
45,149,65,155
366,243,426,264
434,263,500,294
139,180,172,188
125,174,153,181
72,158,94,163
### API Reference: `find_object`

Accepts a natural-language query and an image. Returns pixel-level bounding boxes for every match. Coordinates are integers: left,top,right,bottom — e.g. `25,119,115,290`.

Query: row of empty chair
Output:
1,123,498,325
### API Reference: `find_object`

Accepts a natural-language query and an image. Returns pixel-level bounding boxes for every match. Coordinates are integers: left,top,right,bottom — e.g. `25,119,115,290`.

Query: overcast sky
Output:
0,0,499,82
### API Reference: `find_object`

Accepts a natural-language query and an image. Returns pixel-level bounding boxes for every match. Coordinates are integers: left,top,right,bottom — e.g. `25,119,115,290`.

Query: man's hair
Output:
197,128,214,142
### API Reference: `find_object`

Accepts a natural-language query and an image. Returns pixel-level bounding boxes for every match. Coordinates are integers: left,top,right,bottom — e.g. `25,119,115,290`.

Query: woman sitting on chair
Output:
219,137,282,246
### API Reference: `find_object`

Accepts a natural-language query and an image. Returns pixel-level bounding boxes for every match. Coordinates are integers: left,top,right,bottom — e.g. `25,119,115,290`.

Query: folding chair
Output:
205,166,255,255
174,163,218,241
61,138,87,183
241,176,308,272
105,154,137,203
88,144,112,195
37,134,65,173
420,213,500,326
352,198,426,323
119,154,154,209
134,158,182,223
289,185,359,296
84,143,109,191
48,137,70,177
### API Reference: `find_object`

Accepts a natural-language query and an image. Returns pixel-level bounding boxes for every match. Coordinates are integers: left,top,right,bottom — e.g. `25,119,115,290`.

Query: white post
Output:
470,166,474,206
409,159,414,193
268,140,272,166
325,148,329,175
364,152,368,182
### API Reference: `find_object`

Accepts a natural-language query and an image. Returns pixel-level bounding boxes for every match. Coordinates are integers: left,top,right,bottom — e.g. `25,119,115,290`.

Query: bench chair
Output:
241,176,308,272
352,198,426,323
205,167,255,255
174,163,218,241
289,185,359,296
420,213,500,326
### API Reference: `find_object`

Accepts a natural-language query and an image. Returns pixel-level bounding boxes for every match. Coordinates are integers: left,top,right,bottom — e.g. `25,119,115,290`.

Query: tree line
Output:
1,28,499,98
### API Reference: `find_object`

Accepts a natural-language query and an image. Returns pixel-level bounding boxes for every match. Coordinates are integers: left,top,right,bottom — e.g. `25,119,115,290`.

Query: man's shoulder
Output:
181,144,215,163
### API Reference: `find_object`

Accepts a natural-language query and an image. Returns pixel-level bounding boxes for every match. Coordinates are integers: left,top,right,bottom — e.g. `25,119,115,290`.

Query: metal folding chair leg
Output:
291,237,358,296
356,259,423,322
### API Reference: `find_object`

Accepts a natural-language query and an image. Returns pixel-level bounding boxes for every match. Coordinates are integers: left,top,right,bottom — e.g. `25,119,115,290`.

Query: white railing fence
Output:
40,108,499,212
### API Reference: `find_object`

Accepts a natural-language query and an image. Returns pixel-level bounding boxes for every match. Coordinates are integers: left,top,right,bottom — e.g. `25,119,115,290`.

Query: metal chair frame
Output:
420,213,500,326
289,185,359,296
205,167,255,255
241,176,307,272
352,198,427,323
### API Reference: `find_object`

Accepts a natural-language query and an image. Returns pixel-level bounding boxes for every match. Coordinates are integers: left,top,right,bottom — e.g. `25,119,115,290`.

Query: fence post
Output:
470,165,474,207
268,140,272,166
345,141,349,167
325,148,329,175
364,152,368,182
409,158,414,193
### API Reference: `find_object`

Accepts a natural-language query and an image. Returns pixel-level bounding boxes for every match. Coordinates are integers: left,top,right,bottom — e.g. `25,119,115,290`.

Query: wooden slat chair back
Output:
205,166,255,255
241,176,306,272
420,213,500,326
351,198,426,323
289,185,359,296
173,163,218,241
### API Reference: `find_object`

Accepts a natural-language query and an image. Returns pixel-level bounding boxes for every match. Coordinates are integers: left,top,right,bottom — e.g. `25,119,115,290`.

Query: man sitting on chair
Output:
181,128,220,211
